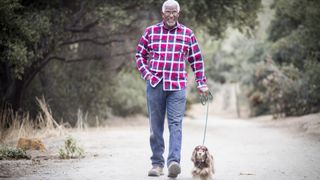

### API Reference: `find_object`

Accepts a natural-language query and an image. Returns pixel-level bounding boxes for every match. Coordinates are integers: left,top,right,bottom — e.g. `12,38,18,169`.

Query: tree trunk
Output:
1,63,25,112
4,78,24,111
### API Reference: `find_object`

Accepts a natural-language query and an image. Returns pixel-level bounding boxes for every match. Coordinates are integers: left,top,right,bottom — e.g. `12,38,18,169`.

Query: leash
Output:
199,91,213,146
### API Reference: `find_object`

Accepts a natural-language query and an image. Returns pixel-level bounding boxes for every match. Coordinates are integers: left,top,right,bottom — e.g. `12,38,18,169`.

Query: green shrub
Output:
59,136,84,159
0,146,30,160
107,70,147,116
246,60,320,117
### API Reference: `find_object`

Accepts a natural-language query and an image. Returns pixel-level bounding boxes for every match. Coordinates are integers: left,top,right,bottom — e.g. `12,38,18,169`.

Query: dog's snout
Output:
196,150,204,156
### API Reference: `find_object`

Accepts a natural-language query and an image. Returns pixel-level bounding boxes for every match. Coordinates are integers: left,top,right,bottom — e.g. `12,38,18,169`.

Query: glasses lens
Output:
165,11,177,16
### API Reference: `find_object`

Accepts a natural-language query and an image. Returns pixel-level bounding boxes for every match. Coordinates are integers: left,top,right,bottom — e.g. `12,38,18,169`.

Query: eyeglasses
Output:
164,11,179,16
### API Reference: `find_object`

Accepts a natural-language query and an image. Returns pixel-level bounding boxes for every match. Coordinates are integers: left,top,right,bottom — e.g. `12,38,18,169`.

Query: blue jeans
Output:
146,81,186,168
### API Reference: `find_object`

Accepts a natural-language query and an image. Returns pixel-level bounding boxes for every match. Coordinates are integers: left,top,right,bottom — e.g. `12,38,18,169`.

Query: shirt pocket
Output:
175,36,189,60
175,36,189,53
149,36,161,52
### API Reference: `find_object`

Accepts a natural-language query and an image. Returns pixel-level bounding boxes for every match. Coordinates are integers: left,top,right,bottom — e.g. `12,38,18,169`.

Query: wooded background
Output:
1,0,319,126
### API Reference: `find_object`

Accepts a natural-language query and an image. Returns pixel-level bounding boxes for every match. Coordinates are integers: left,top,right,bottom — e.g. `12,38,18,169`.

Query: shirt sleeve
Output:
135,28,152,80
187,32,207,88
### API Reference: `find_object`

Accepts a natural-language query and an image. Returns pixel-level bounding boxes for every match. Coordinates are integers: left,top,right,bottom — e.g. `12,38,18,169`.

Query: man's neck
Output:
163,22,178,30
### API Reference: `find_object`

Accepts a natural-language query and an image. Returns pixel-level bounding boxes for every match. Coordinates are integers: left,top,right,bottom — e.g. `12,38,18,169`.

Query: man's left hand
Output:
198,86,209,97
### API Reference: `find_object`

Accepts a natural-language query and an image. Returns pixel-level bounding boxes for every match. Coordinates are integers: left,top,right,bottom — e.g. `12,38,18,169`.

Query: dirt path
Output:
2,107,320,180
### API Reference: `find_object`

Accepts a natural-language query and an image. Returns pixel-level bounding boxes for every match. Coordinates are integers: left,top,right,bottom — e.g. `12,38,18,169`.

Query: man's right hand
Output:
146,74,151,81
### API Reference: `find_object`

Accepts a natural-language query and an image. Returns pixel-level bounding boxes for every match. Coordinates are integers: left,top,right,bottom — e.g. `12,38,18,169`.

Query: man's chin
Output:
166,22,176,28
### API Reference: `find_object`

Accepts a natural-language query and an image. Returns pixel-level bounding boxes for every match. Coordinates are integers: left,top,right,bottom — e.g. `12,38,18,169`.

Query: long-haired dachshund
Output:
191,145,214,180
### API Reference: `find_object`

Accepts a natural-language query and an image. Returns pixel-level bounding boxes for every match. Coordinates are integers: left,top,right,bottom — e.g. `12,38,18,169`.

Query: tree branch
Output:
60,38,124,46
49,50,134,63
70,1,87,27
65,19,100,33
49,56,103,63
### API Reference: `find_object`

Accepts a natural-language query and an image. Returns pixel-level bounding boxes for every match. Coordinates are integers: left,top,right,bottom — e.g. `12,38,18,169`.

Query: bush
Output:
107,70,147,116
0,146,30,160
246,59,320,117
59,136,84,159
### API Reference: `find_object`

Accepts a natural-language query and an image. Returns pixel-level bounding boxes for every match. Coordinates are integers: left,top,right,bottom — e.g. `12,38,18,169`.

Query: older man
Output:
135,0,208,178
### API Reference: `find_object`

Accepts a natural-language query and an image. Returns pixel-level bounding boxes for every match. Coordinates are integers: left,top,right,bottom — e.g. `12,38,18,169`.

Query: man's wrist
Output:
198,85,208,92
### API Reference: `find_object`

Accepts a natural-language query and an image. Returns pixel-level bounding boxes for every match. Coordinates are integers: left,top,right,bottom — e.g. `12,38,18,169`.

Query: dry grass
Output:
0,97,65,144
76,109,88,131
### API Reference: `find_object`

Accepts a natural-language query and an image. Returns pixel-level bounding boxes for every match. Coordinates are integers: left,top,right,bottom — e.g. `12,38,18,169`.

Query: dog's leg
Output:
199,168,209,176
200,175,212,180
192,167,202,180
199,168,212,180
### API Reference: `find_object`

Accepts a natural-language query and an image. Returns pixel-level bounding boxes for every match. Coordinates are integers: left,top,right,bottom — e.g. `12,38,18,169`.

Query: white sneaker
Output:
148,166,164,176
168,162,181,178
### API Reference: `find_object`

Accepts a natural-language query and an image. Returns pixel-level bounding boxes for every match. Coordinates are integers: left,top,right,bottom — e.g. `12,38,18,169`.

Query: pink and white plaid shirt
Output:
135,21,207,91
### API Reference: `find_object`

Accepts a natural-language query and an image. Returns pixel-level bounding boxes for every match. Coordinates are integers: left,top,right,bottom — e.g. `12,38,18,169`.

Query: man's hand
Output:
146,74,151,81
198,86,209,97
198,86,213,105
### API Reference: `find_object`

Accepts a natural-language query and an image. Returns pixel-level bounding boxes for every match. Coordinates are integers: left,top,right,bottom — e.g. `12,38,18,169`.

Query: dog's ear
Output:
210,155,215,174
205,150,212,164
191,149,196,162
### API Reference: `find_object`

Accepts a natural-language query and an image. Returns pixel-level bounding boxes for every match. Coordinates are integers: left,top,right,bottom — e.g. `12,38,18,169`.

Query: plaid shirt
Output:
135,21,207,91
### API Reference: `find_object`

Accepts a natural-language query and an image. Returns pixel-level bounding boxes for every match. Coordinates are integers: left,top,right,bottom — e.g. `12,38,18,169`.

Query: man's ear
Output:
161,12,165,19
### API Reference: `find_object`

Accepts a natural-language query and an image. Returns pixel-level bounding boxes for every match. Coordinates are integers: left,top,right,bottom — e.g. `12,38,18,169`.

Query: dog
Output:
191,145,214,180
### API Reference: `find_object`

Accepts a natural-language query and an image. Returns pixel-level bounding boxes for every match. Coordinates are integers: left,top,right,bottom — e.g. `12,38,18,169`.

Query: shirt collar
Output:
160,21,181,30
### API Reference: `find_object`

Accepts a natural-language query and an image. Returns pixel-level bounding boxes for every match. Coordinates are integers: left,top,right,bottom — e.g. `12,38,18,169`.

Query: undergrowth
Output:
59,136,84,159
0,146,30,160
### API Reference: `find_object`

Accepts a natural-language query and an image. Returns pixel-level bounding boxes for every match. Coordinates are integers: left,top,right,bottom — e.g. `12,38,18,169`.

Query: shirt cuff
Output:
196,80,207,89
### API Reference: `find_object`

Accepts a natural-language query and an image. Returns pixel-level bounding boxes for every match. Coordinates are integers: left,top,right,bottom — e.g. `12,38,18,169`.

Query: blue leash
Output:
200,91,213,145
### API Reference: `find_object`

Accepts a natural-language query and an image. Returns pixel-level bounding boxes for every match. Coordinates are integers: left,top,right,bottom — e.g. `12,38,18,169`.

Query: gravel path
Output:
2,111,320,180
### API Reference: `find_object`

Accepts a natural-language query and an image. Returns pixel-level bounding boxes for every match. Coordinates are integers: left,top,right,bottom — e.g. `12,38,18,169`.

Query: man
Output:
135,0,209,178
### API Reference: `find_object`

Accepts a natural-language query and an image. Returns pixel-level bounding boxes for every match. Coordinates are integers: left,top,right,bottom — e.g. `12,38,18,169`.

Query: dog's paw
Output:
199,168,210,176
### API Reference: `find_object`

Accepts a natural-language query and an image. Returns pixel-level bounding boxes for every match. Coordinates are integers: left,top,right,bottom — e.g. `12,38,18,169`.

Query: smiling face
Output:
161,3,179,29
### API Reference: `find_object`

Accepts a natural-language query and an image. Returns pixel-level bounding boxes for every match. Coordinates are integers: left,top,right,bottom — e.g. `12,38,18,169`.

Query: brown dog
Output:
191,145,214,180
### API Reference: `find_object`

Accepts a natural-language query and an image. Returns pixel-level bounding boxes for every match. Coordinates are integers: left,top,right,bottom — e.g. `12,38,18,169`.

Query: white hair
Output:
162,0,180,13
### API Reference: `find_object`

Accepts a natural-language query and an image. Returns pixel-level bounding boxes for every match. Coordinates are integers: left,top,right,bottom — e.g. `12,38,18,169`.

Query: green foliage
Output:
181,0,262,37
247,60,320,117
0,146,30,160
268,0,320,67
209,0,320,117
59,136,84,159
0,0,61,79
107,70,148,116
264,0,320,116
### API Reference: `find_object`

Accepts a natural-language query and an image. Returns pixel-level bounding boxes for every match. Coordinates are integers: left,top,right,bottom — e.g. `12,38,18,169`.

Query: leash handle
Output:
200,91,213,105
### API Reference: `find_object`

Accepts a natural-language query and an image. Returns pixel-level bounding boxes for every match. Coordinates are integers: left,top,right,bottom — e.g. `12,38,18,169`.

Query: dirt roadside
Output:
1,107,320,180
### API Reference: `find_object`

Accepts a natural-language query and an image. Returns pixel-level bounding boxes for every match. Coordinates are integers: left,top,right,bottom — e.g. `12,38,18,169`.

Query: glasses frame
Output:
164,11,179,16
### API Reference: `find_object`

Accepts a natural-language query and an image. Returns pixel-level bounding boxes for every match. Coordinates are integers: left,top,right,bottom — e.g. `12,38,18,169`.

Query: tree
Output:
266,0,320,115
1,0,262,124
0,0,140,110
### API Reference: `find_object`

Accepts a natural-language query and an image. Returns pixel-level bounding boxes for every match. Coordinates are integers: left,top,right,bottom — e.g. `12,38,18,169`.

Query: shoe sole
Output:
168,163,181,178
148,173,162,177
148,170,164,176
148,173,164,177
